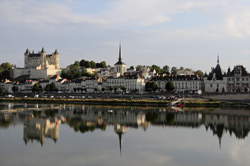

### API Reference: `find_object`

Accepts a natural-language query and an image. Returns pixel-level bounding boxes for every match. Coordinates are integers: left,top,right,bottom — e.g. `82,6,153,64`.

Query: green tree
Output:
32,83,43,93
0,87,3,95
171,66,177,75
89,61,96,68
151,65,162,74
195,70,204,77
163,65,170,74
45,83,58,92
96,61,107,68
120,86,126,92
12,86,18,94
165,81,175,93
0,63,13,81
145,81,158,92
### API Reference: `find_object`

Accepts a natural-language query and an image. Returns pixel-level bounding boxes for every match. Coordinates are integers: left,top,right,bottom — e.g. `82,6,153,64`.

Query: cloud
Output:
226,10,250,38
0,0,107,26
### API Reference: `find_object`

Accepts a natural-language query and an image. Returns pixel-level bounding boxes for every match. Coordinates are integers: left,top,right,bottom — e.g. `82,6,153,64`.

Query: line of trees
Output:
149,65,203,77
32,83,58,93
145,81,175,93
61,59,107,80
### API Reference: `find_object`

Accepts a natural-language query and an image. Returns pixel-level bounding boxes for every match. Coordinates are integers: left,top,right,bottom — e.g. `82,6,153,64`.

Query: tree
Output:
145,82,158,92
165,81,175,93
89,61,96,68
12,86,18,94
171,66,177,75
151,65,162,74
96,61,107,68
162,65,170,74
45,83,58,92
0,62,13,81
0,87,3,95
32,83,43,93
120,86,126,92
195,70,204,77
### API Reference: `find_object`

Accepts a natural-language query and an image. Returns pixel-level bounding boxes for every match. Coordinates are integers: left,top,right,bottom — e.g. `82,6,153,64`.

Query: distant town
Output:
0,45,249,96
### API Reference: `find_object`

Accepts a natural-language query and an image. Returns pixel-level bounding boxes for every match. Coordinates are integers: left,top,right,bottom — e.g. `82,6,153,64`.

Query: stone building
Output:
226,65,250,93
13,48,61,80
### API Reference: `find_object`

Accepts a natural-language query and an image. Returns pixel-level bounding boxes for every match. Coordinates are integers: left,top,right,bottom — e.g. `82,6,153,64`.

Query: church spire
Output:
118,43,122,63
118,132,122,156
217,54,220,64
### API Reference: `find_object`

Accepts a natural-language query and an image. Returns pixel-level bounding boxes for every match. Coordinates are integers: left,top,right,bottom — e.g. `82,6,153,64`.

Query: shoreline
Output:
1,97,250,108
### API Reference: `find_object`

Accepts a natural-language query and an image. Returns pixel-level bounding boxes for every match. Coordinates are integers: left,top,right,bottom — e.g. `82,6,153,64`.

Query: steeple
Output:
217,54,220,64
117,132,122,156
118,43,122,63
115,43,125,65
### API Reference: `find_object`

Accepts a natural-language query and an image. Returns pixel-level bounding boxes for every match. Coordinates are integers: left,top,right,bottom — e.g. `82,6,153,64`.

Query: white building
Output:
226,65,250,93
103,77,145,93
155,75,203,94
13,48,61,80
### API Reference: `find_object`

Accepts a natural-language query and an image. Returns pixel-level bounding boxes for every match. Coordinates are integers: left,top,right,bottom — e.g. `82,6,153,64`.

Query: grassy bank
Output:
0,97,171,107
1,97,250,108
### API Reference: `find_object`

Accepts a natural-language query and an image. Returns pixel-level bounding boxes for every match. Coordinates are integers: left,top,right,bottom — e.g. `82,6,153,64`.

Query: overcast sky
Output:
1,0,250,72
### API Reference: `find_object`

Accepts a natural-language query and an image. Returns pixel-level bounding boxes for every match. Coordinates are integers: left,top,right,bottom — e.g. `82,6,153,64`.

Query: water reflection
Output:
1,103,250,151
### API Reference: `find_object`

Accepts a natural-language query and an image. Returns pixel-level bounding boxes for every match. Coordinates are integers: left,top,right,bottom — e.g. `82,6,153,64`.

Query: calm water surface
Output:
0,103,250,166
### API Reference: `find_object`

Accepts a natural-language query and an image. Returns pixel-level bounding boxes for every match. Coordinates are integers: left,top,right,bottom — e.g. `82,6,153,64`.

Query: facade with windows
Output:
226,65,250,93
155,75,203,94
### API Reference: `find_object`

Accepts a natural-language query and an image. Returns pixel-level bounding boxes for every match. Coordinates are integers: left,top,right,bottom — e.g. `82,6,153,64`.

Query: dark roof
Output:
227,65,249,77
207,64,223,80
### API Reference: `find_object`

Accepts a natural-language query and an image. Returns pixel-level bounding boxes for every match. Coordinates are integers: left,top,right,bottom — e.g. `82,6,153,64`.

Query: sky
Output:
1,0,250,72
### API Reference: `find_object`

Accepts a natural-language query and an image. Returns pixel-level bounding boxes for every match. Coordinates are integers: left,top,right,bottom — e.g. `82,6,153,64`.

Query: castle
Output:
13,48,61,80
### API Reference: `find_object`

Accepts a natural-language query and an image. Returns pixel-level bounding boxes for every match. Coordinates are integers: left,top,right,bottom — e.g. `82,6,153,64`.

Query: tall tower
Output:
24,48,30,68
114,43,127,76
118,43,122,64
53,49,60,69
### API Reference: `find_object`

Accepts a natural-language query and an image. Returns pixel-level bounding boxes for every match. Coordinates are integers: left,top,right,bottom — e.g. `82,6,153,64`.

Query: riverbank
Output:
1,97,250,108
0,97,172,107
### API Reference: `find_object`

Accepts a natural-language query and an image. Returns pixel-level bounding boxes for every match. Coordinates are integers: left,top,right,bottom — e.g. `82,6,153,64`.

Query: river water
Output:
0,103,250,166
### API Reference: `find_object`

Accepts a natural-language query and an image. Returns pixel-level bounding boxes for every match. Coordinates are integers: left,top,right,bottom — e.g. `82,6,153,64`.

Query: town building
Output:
154,75,204,94
226,65,250,93
204,57,227,93
13,48,61,80
103,76,145,93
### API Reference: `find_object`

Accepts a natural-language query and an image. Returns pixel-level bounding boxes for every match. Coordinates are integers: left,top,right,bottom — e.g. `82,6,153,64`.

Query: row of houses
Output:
1,56,250,94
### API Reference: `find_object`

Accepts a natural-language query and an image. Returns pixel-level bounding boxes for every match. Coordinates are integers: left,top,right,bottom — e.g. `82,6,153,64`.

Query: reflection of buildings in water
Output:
63,108,149,130
204,114,250,147
23,118,61,145
3,104,250,148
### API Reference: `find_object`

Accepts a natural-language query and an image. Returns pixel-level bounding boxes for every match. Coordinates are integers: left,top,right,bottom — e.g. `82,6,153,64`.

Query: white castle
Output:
13,48,61,79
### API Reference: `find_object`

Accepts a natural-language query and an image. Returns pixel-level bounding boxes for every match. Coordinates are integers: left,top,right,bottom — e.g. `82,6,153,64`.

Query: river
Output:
0,103,249,166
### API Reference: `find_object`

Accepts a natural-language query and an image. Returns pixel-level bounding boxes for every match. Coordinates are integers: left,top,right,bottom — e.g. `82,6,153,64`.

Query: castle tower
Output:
24,48,30,68
40,48,47,69
53,49,60,69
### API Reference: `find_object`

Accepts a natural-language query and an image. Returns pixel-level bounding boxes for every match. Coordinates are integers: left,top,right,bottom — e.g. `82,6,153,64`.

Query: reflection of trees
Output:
67,117,107,134
3,104,250,147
